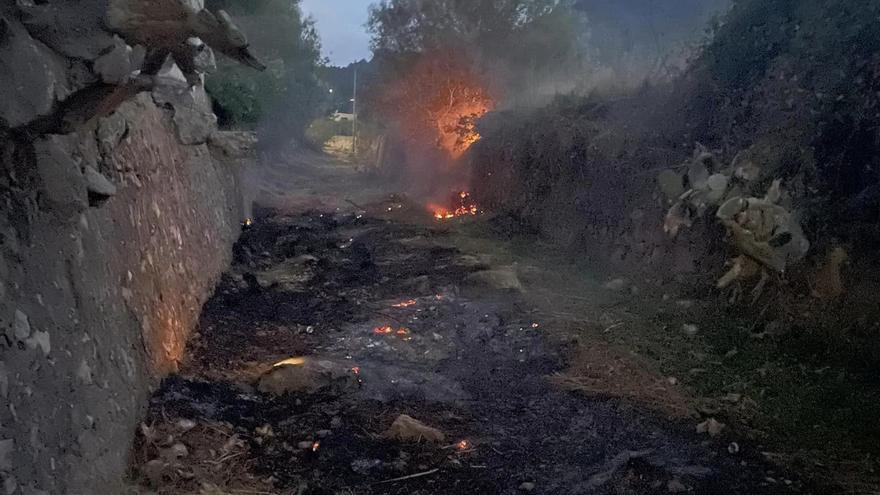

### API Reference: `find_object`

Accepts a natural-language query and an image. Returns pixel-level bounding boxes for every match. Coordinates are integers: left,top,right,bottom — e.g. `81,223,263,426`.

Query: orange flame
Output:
377,50,494,159
431,191,480,220
392,299,418,308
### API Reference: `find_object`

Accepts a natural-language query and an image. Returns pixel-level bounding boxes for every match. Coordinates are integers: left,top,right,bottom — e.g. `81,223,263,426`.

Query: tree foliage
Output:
365,0,586,158
204,0,326,142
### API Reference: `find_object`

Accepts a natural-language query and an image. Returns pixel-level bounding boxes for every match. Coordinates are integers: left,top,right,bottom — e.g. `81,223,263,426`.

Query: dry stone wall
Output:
0,3,248,493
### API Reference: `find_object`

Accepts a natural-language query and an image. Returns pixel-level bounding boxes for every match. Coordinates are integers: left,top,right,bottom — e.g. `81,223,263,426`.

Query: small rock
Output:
316,430,331,438
696,418,725,437
33,135,88,212
176,419,197,432
351,458,382,475
728,442,740,454
76,359,93,384
464,267,522,291
0,361,7,399
257,357,358,396
721,393,742,403
4,474,17,495
382,414,445,444
682,324,699,336
97,112,128,156
189,38,217,74
13,309,31,340
93,36,135,84
667,377,678,386
603,278,628,291
519,481,536,491
297,440,314,450
0,19,70,127
160,443,188,461
667,479,687,493
84,166,117,199
26,330,51,355
141,459,166,486
208,130,257,157
0,438,13,471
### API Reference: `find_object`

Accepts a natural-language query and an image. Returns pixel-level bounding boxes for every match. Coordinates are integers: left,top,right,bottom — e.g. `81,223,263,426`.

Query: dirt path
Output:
130,154,807,494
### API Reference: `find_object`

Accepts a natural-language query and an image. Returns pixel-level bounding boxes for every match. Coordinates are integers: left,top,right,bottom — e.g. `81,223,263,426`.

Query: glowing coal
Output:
431,191,480,221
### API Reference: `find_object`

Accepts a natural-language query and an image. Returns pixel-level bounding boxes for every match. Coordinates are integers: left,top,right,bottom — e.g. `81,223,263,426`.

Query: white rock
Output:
696,418,725,437
76,360,93,385
84,166,117,198
13,310,31,340
4,474,17,495
26,331,51,356
603,278,628,291
519,482,536,491
682,324,699,336
177,418,197,432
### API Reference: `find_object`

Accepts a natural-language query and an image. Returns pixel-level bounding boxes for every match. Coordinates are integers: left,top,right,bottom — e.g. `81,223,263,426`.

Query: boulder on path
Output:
257,357,357,396
382,414,445,444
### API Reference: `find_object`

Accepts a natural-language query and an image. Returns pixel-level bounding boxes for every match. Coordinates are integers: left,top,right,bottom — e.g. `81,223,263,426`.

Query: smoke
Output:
503,0,733,106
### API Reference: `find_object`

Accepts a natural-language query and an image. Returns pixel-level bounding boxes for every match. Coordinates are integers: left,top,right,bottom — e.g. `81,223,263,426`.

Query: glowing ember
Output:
392,299,418,308
456,440,471,450
396,327,411,336
273,356,306,367
432,191,480,221
531,323,540,329
351,366,360,375
243,218,253,227
373,325,394,335
311,441,321,452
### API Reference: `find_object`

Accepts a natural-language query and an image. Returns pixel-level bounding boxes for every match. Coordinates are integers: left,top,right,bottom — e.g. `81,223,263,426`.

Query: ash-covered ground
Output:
130,160,809,494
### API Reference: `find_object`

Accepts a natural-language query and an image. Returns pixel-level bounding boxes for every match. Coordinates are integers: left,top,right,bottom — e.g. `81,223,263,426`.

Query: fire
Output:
243,218,253,227
373,325,412,340
432,191,480,220
311,441,321,452
376,50,494,159
456,440,470,450
392,299,418,308
273,356,306,367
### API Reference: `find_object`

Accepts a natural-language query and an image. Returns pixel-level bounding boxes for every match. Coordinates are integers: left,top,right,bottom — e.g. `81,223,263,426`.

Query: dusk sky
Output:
300,0,374,66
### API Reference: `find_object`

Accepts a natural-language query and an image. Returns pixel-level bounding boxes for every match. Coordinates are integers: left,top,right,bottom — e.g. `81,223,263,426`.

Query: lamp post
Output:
351,67,358,156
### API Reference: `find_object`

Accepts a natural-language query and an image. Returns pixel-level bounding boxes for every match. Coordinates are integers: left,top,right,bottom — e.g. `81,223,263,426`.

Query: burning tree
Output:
367,0,584,160
375,50,495,159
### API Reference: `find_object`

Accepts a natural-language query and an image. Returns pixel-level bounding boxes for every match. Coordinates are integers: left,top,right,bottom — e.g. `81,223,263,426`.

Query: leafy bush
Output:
204,0,327,141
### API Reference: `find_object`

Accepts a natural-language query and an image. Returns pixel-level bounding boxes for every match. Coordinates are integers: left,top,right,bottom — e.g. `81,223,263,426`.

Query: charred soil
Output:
130,191,812,494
